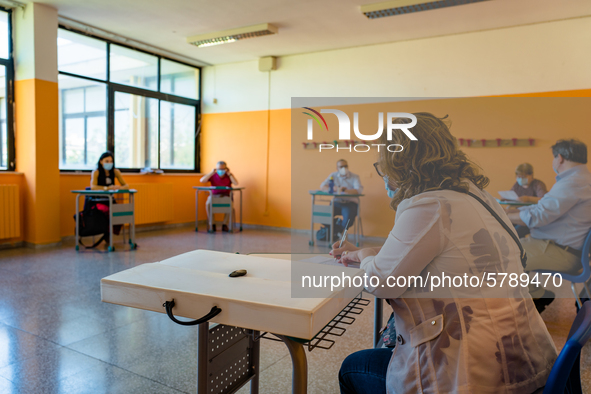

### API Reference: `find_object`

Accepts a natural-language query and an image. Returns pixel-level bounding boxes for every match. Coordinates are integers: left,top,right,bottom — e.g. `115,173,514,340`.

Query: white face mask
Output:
103,162,113,171
338,167,349,176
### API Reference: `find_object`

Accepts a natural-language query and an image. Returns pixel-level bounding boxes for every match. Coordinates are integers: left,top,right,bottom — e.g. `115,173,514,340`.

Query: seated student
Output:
332,113,555,394
200,161,238,232
511,163,547,203
320,159,363,238
509,139,591,312
90,151,128,191
511,163,547,238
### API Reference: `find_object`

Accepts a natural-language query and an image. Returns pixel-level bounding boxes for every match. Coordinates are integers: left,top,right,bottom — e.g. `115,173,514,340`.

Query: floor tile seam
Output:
62,314,158,349
258,353,291,373
59,361,190,394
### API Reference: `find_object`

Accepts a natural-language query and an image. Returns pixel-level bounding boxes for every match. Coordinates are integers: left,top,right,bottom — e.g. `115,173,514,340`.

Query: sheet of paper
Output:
301,255,360,268
498,190,520,201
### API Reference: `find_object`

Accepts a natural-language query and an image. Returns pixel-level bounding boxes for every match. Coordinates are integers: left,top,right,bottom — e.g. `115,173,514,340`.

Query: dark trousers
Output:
334,201,358,232
514,224,531,238
339,348,392,394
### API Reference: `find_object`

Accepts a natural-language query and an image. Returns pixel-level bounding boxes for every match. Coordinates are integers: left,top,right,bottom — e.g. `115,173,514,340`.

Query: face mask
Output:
553,166,559,175
516,177,529,187
103,162,113,171
338,167,349,176
217,169,226,177
384,176,398,198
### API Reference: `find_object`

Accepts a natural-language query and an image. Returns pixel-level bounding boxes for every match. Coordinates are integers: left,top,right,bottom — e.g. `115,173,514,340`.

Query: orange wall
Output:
201,109,291,228
289,94,591,237
0,172,25,245
202,92,591,237
59,173,207,237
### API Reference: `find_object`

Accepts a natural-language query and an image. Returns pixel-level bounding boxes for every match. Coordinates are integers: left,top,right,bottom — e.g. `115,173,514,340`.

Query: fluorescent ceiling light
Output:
361,0,491,19
187,23,277,48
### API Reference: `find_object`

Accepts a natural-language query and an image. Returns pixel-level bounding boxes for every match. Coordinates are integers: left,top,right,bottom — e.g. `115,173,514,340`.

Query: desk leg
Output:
208,191,213,233
240,190,243,232
75,194,80,251
276,335,307,394
309,195,314,246
108,195,114,252
195,189,199,232
130,193,136,247
197,323,209,394
250,330,260,394
230,190,234,233
374,298,383,348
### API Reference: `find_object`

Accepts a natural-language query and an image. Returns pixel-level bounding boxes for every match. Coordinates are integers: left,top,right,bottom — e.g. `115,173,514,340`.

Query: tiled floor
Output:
0,226,588,393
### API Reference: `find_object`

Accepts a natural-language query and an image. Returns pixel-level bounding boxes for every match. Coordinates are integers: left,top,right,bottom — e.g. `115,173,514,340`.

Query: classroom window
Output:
0,9,14,171
160,101,196,169
57,28,200,172
58,29,107,80
110,45,158,91
58,75,107,169
114,91,158,169
160,58,199,100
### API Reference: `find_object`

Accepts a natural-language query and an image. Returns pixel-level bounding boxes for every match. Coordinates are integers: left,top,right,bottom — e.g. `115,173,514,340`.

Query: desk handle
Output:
163,299,221,326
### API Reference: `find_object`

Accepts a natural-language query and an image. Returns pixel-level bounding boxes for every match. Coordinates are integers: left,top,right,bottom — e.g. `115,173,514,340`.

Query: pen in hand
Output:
334,219,350,260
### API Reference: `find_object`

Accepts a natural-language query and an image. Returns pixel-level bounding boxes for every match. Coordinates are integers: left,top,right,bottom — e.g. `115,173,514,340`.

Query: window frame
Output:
58,26,201,173
0,7,15,172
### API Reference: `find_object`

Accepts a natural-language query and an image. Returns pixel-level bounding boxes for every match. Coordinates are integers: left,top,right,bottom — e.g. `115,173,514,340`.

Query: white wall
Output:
202,16,591,113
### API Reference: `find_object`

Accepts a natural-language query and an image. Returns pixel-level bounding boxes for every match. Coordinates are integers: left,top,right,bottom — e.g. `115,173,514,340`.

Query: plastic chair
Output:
535,229,591,308
542,301,591,394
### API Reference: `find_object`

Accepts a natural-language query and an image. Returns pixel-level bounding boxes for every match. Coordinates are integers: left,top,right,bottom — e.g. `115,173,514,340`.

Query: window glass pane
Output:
160,101,195,170
58,29,107,80
110,45,158,90
0,11,9,59
160,59,199,99
114,91,158,169
59,75,107,169
0,66,6,169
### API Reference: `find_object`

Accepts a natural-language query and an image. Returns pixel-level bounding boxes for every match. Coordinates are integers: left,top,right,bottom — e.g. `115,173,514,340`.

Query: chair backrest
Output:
581,228,591,268
553,228,591,283
543,301,591,394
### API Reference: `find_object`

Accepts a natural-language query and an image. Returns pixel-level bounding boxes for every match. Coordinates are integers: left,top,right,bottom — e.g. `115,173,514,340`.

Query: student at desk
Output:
511,163,547,203
200,161,238,232
510,163,547,238
90,151,128,191
332,113,555,394
320,159,363,237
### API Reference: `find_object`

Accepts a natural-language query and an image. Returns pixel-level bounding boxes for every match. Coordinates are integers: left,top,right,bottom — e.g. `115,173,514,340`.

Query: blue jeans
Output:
339,348,393,394
334,201,358,231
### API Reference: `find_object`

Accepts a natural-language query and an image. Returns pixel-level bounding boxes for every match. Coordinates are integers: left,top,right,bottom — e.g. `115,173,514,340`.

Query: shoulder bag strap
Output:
466,191,528,268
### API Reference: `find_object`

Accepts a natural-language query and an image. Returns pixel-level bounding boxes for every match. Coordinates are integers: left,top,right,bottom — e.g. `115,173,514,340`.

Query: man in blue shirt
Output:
509,139,591,311
320,159,363,238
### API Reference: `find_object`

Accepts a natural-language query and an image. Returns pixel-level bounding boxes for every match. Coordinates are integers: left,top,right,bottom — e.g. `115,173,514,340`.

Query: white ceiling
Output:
35,0,591,66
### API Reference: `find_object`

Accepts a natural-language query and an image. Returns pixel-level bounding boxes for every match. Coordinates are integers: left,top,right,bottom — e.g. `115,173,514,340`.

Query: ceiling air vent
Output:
361,0,491,19
187,23,278,48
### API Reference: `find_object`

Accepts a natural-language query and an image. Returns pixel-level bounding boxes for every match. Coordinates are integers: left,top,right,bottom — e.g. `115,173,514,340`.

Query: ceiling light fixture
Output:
187,23,277,48
361,0,491,19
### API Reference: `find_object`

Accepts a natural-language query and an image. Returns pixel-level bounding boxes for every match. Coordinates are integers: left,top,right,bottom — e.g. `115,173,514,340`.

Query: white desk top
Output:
101,250,364,339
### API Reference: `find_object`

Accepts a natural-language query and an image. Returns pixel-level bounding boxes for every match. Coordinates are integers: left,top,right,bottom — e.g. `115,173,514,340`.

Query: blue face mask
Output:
384,176,398,198
516,177,529,187
217,169,226,177
103,162,113,171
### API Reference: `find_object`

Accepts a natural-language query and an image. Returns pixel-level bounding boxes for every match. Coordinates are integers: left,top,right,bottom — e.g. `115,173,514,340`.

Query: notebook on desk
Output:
498,190,520,201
